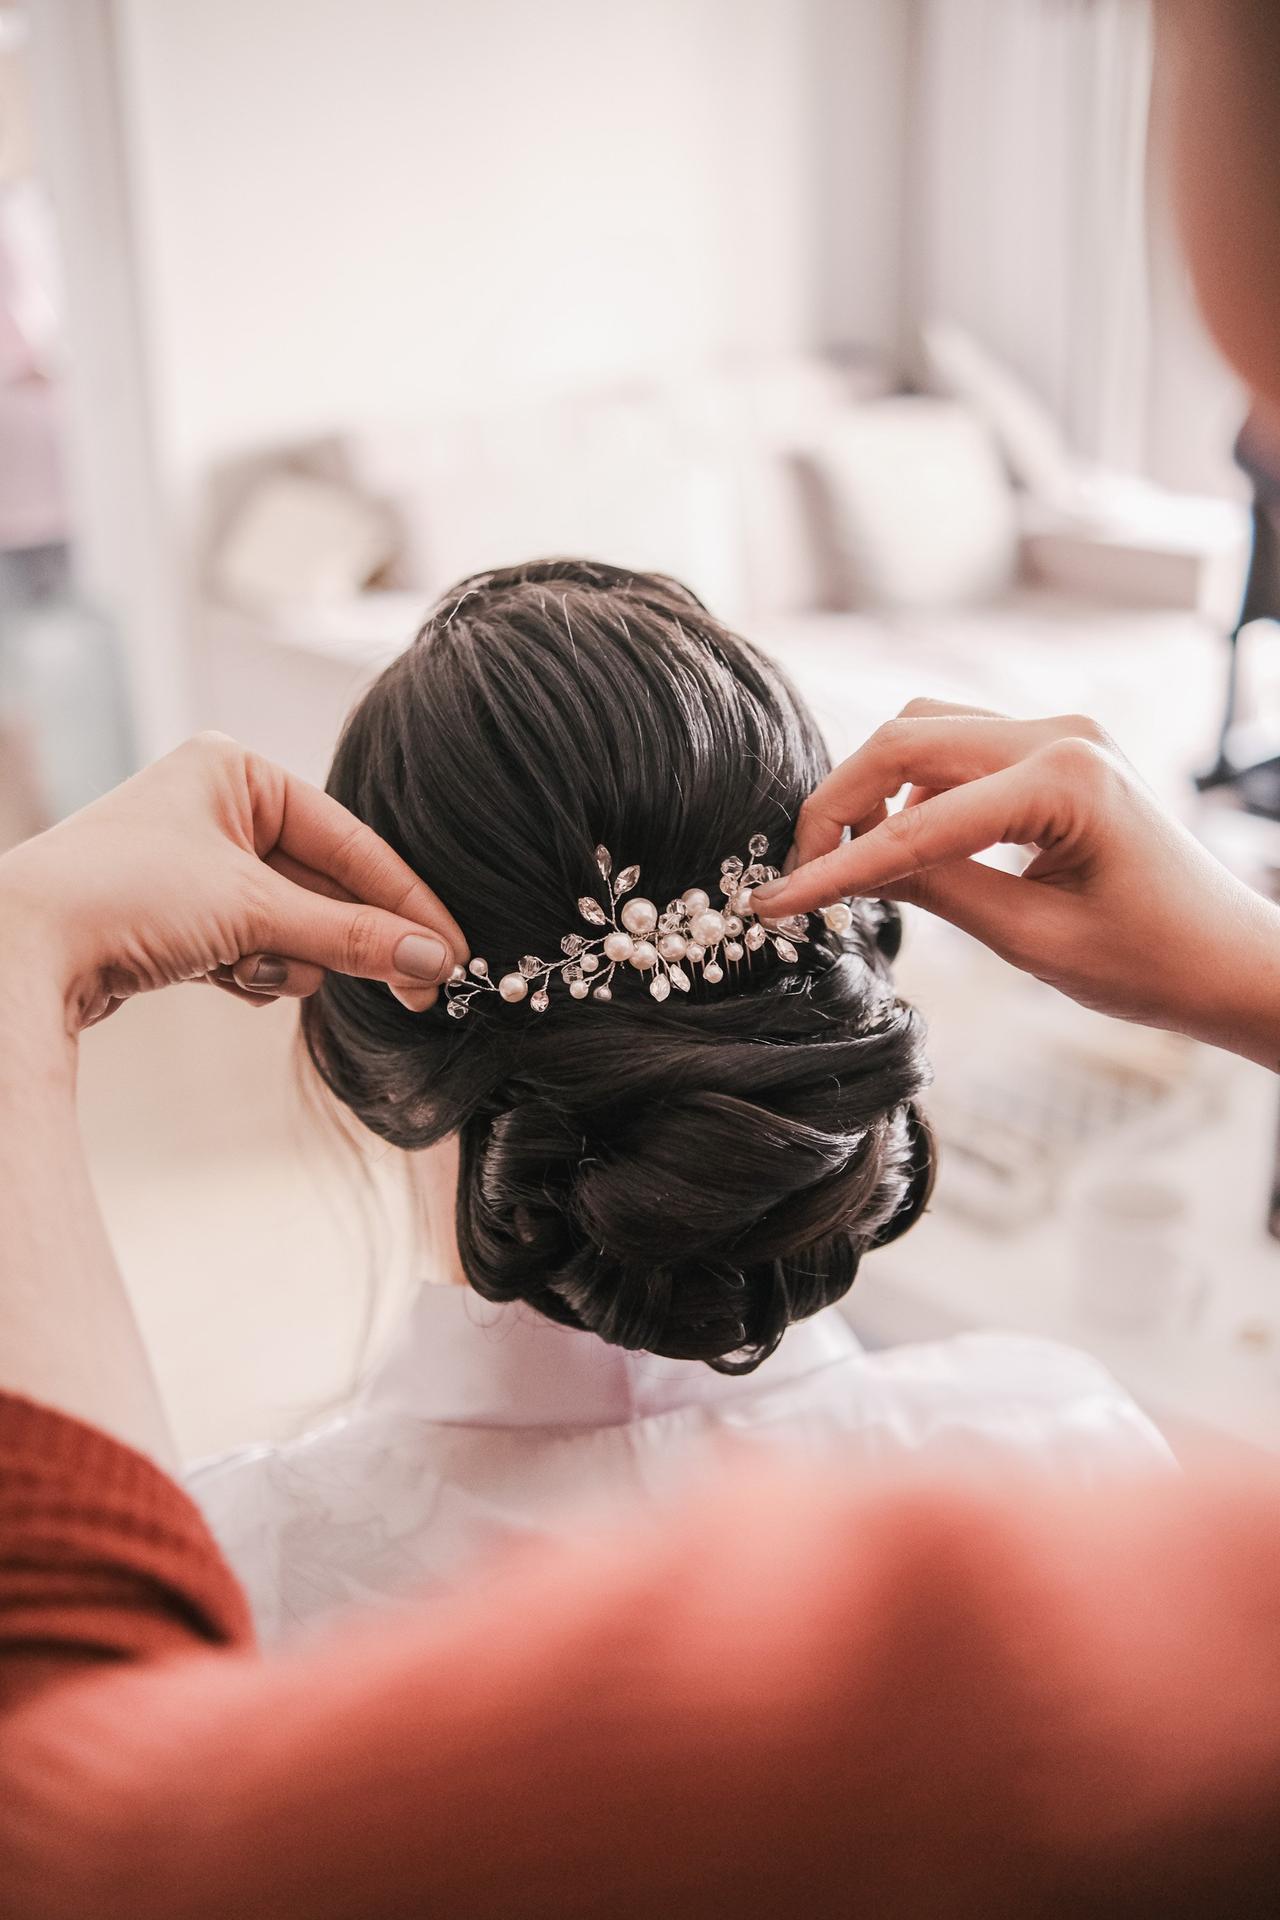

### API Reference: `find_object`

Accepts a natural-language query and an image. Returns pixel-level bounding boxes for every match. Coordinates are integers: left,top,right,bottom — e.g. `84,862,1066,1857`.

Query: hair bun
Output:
302,557,936,1373
454,949,934,1372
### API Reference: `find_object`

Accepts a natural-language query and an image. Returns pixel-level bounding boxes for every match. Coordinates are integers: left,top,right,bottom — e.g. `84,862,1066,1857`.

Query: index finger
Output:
255,761,468,962
759,759,1047,915
791,713,1056,871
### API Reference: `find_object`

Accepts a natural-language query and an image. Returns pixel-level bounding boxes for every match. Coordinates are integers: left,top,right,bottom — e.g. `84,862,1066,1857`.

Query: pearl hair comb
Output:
443,835,855,1017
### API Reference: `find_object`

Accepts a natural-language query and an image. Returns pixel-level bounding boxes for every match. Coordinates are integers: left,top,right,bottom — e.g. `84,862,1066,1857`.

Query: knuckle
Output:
187,728,239,764
880,804,922,855
1037,734,1111,786
1054,712,1111,749
871,716,914,771
342,908,385,976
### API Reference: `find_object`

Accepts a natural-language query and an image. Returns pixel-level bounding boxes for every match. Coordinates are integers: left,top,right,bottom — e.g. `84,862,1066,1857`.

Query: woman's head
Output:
303,558,933,1371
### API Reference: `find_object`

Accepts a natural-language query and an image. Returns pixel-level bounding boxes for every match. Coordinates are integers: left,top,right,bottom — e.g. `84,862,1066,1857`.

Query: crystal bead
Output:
563,962,583,983
593,984,613,1003
658,912,683,934
724,941,744,963
578,897,609,926
613,863,641,896
774,914,809,940
720,854,744,877
742,864,769,887
744,924,767,950
530,990,550,1013
561,933,586,957
518,954,541,977
748,832,769,858
774,938,798,963
669,966,690,992
649,973,671,1002
665,899,685,918
447,998,469,1018
595,845,613,879
703,961,724,984
469,957,490,978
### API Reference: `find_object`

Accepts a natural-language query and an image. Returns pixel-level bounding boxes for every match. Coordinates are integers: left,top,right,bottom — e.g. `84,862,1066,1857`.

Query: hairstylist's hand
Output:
753,700,1280,1070
0,732,466,1029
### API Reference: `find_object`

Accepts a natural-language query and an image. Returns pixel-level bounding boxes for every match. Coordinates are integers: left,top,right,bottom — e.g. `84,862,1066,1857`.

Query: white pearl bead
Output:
580,952,600,973
724,915,743,937
703,962,724,984
822,902,854,933
690,909,726,947
603,930,635,963
732,887,754,914
498,972,528,1002
724,941,744,963
628,940,658,970
569,978,590,999
681,887,710,915
686,943,705,964
657,932,687,962
619,896,658,936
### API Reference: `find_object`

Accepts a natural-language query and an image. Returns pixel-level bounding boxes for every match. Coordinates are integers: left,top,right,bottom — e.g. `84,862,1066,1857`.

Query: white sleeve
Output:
862,1332,1178,1478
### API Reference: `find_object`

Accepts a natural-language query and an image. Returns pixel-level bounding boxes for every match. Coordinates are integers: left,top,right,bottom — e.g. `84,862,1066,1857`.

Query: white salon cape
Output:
191,1286,1173,1646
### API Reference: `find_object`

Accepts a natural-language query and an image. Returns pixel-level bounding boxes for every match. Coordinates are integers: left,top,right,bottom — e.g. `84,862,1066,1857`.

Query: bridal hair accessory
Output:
443,835,855,1018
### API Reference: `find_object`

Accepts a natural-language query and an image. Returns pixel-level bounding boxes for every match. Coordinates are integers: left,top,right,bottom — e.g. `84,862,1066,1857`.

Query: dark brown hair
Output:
303,559,934,1372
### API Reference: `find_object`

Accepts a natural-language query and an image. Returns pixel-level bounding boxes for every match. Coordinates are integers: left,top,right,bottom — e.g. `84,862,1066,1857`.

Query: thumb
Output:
262,871,458,995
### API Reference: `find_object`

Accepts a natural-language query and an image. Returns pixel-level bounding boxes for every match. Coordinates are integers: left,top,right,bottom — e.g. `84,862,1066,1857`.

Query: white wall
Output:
115,0,896,505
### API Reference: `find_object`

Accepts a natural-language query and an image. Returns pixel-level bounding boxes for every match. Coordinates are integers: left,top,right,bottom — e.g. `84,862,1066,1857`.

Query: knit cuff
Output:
0,1392,254,1665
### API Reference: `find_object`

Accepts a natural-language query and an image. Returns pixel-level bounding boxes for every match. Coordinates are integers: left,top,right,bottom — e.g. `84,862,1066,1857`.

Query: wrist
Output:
0,876,79,1037
1188,887,1280,1070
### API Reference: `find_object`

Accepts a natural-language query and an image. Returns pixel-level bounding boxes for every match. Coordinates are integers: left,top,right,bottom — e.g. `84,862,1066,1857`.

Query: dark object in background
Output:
1197,406,1280,817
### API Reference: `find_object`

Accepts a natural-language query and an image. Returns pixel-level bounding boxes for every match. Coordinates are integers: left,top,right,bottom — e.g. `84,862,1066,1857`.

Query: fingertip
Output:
389,982,439,1013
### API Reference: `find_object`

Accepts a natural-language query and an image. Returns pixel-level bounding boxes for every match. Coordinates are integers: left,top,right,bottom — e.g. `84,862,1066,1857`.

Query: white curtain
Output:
909,0,1154,470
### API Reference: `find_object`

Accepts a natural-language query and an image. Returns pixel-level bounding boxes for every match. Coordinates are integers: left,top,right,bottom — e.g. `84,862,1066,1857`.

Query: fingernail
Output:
393,933,450,983
751,879,785,905
246,957,287,988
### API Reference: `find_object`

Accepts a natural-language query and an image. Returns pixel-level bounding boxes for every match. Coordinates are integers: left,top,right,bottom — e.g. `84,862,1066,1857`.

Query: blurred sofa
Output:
194,351,1244,802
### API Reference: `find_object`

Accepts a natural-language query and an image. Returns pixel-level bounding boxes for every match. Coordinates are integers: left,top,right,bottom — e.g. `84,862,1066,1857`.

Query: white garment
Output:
191,1287,1173,1646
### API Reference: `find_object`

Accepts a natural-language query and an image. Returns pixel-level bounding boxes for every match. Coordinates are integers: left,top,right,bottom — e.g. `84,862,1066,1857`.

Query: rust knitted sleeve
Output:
0,1392,252,1703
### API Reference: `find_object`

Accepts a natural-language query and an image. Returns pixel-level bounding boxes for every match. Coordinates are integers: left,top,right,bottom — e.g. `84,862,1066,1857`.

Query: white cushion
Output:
213,471,396,611
921,321,1078,503
806,397,1019,610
